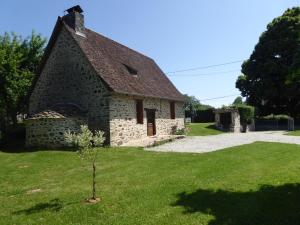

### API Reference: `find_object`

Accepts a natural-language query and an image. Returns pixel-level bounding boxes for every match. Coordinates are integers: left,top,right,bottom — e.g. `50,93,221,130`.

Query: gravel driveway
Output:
147,131,300,153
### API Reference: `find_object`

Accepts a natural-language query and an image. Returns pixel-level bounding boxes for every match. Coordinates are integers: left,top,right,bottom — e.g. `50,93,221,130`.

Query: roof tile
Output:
64,20,184,101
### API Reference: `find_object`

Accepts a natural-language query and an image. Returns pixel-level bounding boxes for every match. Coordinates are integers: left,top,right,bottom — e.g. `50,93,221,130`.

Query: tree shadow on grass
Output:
0,140,76,153
13,199,64,215
173,183,300,225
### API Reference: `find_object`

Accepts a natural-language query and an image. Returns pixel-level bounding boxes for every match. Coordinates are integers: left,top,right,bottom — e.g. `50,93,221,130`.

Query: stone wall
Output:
215,111,241,133
28,26,110,139
26,118,85,148
109,95,185,146
230,111,241,132
27,25,185,147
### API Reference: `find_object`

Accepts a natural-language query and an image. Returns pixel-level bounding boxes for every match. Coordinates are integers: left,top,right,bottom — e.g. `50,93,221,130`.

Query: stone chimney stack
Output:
62,5,85,37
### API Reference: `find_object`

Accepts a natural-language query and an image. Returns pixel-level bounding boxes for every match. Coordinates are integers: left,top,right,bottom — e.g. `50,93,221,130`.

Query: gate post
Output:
288,117,295,131
251,119,255,131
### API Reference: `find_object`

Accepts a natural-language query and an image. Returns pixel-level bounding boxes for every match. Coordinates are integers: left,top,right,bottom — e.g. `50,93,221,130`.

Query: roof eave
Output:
111,91,185,102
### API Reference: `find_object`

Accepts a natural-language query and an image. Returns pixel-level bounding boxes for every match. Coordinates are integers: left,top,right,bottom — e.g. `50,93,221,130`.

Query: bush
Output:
194,108,215,122
175,128,186,135
255,114,294,131
261,114,291,120
237,105,255,124
1,122,26,146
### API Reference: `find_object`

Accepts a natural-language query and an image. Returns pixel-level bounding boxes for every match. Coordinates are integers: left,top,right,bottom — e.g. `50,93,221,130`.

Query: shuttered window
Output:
170,102,175,119
136,100,143,124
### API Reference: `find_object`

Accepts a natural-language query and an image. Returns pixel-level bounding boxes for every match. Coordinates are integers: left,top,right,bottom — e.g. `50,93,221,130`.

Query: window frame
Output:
136,100,144,124
123,63,138,76
170,101,175,119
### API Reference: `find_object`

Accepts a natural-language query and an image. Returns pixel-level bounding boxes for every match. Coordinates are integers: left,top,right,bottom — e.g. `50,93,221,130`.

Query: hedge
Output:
185,108,215,123
237,105,255,124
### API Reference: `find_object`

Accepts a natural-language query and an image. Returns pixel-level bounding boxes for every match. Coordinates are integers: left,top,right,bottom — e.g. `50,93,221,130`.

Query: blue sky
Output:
1,0,299,107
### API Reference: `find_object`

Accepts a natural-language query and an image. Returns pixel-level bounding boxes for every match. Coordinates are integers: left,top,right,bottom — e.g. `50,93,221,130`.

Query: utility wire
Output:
200,94,240,102
168,69,241,77
166,60,244,74
166,53,299,75
198,72,300,102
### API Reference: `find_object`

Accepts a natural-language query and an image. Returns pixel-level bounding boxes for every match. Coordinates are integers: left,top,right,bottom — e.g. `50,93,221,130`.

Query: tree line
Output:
0,32,46,142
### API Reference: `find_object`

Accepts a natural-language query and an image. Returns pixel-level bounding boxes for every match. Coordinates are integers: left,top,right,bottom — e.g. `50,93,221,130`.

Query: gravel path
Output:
147,131,300,153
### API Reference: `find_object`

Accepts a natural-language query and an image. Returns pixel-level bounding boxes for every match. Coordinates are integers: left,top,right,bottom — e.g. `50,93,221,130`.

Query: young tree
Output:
0,31,46,131
236,7,300,117
65,125,105,202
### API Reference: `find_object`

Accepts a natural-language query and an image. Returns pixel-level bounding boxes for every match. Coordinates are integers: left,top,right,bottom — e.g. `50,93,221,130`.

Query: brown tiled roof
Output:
29,110,67,119
29,18,184,103
63,19,184,102
29,104,87,119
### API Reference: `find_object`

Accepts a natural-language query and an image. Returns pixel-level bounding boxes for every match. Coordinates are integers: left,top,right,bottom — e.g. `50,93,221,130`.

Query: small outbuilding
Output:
214,108,256,133
26,104,86,148
214,108,241,133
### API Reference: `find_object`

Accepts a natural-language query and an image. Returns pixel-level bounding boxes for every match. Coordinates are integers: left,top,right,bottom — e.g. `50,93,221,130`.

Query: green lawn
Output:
186,122,224,136
1,142,300,224
286,130,300,136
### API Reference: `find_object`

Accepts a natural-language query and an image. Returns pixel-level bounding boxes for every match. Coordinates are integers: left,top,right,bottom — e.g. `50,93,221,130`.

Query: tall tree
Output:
183,94,201,115
232,96,244,106
236,7,300,117
0,31,46,131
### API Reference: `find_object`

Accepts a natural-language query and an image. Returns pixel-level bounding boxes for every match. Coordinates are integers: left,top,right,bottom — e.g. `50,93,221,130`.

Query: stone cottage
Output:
26,5,185,148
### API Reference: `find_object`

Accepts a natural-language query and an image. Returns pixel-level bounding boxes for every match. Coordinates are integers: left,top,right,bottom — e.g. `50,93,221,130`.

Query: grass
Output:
286,130,300,136
1,142,300,224
186,122,224,136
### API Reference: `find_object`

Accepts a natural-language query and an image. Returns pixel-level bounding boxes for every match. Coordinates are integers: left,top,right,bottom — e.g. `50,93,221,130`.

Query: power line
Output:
166,60,244,74
167,53,299,75
168,69,241,77
200,94,240,102
197,72,300,102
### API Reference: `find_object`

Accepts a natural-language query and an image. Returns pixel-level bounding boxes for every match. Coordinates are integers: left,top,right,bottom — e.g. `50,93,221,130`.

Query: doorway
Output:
220,112,232,130
146,109,156,136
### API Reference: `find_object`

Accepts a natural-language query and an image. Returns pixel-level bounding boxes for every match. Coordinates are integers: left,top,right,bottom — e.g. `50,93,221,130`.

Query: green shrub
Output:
261,114,290,120
237,105,255,124
175,128,186,135
194,108,215,122
1,122,26,146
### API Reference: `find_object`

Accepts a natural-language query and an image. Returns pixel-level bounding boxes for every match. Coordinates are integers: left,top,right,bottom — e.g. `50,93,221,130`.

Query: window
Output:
123,63,138,76
136,100,143,124
170,102,175,119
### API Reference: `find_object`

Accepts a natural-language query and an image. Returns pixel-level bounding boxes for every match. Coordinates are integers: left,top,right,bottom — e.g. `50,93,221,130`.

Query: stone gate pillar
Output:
288,117,295,131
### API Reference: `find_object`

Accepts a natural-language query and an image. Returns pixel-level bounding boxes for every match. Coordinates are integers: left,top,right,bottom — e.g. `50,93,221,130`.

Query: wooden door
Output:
146,109,156,136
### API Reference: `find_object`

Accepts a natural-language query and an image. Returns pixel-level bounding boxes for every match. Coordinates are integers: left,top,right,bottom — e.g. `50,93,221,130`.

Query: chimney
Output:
62,5,85,37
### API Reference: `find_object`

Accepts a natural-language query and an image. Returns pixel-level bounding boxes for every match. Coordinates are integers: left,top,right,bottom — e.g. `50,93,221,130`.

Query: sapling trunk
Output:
92,161,96,200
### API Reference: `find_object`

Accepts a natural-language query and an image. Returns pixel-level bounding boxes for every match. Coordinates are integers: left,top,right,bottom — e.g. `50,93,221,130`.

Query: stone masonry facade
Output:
110,95,185,146
26,117,86,148
26,17,185,148
215,109,256,133
28,26,111,146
